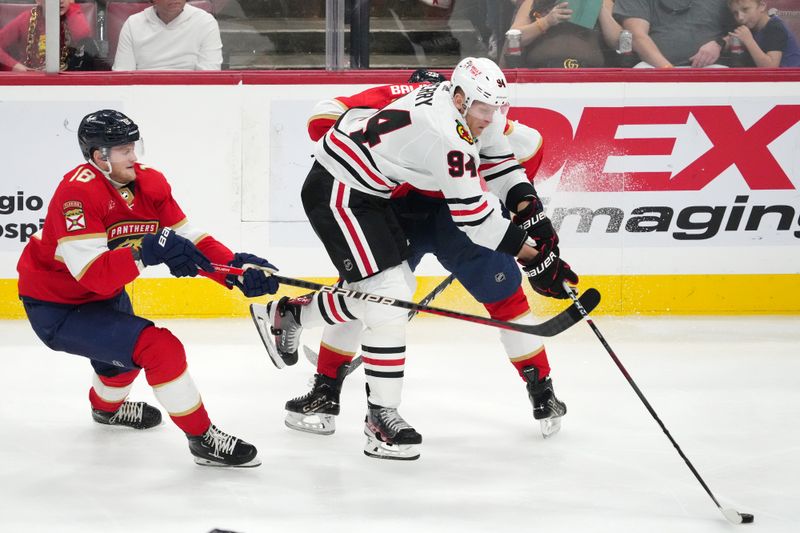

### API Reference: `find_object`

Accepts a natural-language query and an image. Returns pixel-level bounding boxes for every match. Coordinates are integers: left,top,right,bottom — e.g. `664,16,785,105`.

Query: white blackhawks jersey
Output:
314,82,531,253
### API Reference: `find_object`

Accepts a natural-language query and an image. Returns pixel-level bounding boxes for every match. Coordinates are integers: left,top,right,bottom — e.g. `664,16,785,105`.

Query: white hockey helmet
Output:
450,57,509,115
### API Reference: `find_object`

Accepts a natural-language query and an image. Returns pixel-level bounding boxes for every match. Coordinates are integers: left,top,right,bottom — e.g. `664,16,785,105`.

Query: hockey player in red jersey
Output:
17,109,278,467
251,59,577,460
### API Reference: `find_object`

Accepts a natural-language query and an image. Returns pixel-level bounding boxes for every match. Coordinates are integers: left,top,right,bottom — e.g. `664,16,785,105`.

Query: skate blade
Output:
193,456,262,468
284,412,336,435
303,345,320,367
363,434,420,461
540,417,562,439
249,304,285,369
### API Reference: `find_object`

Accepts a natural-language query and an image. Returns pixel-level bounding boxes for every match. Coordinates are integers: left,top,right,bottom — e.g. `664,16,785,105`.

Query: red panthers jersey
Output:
17,162,232,305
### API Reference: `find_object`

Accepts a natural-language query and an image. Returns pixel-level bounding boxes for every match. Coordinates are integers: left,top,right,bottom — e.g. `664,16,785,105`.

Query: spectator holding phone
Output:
506,0,622,68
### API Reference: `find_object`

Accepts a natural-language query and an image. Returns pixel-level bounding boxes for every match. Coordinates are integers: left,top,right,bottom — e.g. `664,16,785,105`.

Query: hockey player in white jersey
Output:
252,58,577,460
273,71,572,442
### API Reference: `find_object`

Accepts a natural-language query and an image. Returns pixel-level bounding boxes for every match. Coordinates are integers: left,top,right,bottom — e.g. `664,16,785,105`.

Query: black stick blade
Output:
524,288,602,337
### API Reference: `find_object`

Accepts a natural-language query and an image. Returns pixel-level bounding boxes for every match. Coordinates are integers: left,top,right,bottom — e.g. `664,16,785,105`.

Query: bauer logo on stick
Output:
319,285,396,305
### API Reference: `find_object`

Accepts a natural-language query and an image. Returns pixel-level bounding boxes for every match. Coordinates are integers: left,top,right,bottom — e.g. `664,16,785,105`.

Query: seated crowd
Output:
0,0,798,71
504,0,799,68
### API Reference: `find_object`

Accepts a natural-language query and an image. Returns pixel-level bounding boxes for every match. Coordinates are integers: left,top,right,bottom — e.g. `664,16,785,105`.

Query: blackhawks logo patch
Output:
62,200,86,232
455,121,474,145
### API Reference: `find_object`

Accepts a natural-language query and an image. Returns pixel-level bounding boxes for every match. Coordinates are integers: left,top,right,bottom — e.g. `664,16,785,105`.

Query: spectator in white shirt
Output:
113,0,222,70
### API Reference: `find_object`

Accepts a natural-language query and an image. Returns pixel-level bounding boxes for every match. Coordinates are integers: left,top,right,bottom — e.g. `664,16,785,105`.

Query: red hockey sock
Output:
133,326,211,436
510,346,551,381
317,343,355,379
169,404,211,437
483,286,530,322
484,287,551,381
88,369,141,412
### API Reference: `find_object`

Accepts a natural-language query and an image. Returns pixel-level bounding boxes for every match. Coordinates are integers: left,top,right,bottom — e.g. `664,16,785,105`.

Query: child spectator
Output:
727,0,800,66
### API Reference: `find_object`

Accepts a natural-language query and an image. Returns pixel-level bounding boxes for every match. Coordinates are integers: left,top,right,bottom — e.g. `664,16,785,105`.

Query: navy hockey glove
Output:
227,253,279,297
138,227,213,278
521,250,579,300
513,197,559,259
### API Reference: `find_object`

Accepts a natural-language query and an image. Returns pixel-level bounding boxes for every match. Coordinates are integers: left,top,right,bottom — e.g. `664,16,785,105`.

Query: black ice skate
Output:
92,401,162,430
187,424,261,468
250,295,306,368
363,403,422,461
523,366,567,439
284,363,350,435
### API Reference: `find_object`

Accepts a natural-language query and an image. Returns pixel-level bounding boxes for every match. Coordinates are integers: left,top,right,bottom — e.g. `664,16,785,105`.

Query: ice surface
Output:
1,315,798,533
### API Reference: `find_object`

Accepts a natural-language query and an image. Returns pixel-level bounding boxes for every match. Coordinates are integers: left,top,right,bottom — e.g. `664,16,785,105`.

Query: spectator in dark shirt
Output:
614,0,733,68
727,0,800,67
0,0,90,71
507,0,622,68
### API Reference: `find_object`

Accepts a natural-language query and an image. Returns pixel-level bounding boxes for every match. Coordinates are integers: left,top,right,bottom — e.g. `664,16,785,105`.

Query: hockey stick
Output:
304,273,458,373
215,263,599,337
405,272,457,320
563,283,754,525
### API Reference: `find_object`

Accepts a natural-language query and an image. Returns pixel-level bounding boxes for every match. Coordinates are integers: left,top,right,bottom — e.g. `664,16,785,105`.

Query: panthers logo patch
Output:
107,220,159,250
455,121,474,145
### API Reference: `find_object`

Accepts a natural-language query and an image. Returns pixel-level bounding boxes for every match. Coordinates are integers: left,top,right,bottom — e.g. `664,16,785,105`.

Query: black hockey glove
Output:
513,197,559,259
520,250,579,300
227,253,279,297
408,68,446,84
138,227,213,278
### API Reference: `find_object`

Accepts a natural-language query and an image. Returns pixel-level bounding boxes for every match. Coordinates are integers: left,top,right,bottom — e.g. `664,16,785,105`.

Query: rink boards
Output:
0,70,798,317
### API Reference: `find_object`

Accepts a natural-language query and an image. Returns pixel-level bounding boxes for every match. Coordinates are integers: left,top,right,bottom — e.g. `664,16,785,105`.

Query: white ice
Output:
1,314,798,533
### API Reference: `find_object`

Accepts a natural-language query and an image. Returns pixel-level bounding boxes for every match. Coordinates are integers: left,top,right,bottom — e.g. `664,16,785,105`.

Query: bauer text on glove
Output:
514,197,559,259
137,227,213,278
521,250,578,300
